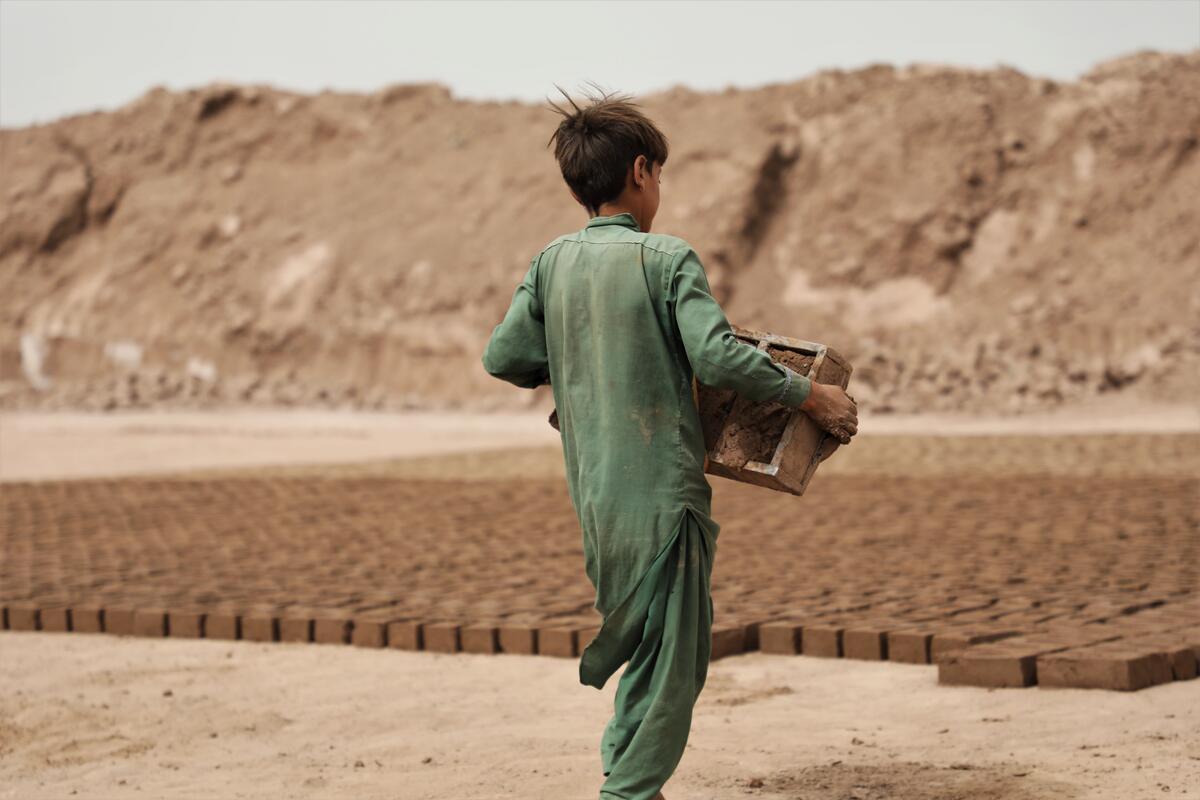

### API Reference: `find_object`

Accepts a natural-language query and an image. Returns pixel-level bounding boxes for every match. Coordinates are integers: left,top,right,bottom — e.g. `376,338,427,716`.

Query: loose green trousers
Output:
581,508,715,800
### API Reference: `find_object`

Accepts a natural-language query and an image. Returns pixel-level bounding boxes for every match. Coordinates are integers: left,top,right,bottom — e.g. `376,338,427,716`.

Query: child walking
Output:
482,88,858,800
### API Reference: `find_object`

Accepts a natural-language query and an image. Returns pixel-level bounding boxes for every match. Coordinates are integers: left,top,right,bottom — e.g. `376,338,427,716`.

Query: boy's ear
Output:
632,154,649,189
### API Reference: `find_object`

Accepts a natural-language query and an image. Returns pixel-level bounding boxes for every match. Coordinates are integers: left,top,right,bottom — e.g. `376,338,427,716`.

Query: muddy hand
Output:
800,382,858,445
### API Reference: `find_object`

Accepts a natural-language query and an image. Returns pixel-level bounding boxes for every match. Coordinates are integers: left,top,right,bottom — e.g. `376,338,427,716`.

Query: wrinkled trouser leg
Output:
597,511,714,800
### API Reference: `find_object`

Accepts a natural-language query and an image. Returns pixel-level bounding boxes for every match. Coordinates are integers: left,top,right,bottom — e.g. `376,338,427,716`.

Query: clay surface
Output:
711,346,817,468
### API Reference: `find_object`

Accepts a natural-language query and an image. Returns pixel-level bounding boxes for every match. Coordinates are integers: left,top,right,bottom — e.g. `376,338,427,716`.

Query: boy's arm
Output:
670,247,812,406
481,256,550,389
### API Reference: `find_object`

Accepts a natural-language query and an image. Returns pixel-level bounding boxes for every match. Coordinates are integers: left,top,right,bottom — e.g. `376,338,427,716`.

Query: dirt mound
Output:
2,51,1198,414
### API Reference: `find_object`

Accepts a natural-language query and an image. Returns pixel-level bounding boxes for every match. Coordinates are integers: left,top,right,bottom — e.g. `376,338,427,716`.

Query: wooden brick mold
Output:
697,326,852,496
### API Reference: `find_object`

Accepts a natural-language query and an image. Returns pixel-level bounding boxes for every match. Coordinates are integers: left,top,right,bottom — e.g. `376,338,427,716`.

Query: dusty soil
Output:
0,409,559,481
3,51,1199,416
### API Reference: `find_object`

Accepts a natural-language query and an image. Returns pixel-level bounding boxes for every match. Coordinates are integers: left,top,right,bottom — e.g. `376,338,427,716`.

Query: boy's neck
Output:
595,202,646,231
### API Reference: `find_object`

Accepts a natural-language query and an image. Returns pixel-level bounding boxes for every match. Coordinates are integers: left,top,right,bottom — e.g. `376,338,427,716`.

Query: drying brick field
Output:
3,432,1196,693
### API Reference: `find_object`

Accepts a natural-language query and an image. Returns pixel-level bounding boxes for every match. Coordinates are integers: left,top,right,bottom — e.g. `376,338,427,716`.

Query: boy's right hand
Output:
800,382,858,444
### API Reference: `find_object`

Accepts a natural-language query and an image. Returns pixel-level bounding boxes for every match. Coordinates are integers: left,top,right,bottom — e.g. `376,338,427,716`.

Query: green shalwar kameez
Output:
482,212,812,800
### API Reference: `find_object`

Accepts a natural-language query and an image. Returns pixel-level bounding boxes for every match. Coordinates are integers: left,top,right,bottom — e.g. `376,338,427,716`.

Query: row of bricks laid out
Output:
0,601,755,662
6,595,1197,689
755,605,1200,691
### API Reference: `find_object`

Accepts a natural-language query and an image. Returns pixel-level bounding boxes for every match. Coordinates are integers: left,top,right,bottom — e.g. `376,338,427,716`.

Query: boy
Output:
481,89,858,800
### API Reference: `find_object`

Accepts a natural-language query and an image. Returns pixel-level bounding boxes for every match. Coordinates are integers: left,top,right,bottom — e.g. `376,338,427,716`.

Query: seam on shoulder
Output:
664,245,691,294
640,241,688,258
549,238,684,258
548,235,688,258
538,239,570,257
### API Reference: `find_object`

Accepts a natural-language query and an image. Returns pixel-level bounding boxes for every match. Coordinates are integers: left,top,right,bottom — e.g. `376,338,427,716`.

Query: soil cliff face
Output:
2,50,1197,414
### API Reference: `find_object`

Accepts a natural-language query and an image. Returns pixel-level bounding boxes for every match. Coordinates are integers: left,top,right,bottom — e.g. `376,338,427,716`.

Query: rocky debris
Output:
1,50,1198,415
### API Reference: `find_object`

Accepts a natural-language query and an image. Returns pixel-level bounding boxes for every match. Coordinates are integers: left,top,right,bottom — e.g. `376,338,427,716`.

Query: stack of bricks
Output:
1,459,1196,690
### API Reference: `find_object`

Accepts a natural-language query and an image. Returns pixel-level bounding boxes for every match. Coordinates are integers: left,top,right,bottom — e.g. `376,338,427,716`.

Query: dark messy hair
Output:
546,83,669,215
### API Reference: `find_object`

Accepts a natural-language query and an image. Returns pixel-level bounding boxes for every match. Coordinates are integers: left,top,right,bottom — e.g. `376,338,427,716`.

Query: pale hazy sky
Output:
2,0,1198,129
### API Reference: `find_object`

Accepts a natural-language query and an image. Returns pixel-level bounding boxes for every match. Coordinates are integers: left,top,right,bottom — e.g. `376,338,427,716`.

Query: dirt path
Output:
3,400,1195,482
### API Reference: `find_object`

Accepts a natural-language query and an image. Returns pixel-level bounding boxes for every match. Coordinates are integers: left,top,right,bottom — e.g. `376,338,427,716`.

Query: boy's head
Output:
547,86,668,230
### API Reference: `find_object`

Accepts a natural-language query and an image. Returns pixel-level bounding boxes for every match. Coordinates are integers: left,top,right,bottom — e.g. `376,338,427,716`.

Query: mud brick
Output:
1155,645,1196,681
6,602,40,631
1120,636,1198,681
497,623,538,655
167,609,206,639
938,641,1073,688
133,609,168,637
741,620,766,651
386,620,423,651
278,610,315,643
1038,645,1174,691
843,625,890,661
1016,631,1124,650
888,630,933,664
538,626,579,658
759,622,802,655
423,621,462,653
351,618,392,648
931,627,1022,660
206,609,241,640
802,622,845,658
242,608,280,642
70,605,104,634
1166,642,1195,681
711,625,746,660
314,616,353,645
40,606,71,632
461,625,500,654
104,606,137,636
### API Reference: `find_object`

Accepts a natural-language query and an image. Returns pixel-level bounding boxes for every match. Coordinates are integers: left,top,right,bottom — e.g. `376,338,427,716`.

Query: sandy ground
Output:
1,406,1198,800
2,632,1196,800
2,397,1195,482
0,410,562,482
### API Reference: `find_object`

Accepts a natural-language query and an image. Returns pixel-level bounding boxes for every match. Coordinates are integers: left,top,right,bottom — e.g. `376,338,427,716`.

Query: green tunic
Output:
482,211,812,799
